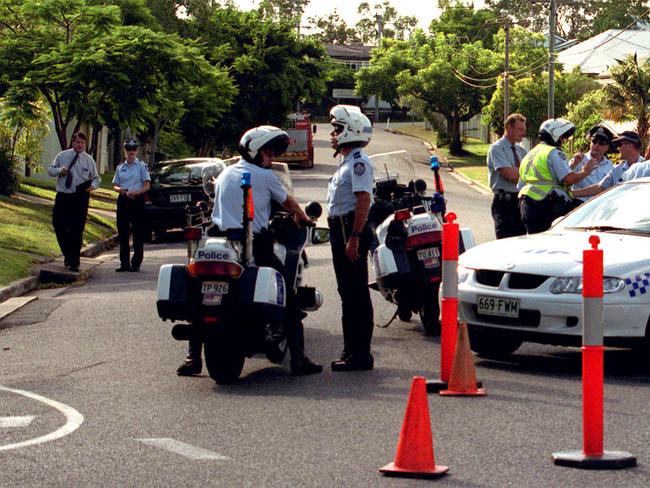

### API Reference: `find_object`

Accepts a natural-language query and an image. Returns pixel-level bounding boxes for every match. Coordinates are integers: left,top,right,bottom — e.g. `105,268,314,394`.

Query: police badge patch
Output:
354,162,365,175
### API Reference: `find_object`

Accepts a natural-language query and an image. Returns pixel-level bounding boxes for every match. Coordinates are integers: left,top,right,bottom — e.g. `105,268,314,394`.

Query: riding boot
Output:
177,338,203,376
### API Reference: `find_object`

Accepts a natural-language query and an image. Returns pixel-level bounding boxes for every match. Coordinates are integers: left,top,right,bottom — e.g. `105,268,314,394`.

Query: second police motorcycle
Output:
155,149,327,384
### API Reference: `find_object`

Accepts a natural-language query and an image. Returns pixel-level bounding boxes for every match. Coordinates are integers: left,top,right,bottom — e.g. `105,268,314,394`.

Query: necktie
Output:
511,145,520,168
64,153,80,189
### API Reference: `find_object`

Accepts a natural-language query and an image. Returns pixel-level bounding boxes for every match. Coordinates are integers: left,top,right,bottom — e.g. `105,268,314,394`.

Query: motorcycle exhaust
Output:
297,286,323,311
171,323,194,341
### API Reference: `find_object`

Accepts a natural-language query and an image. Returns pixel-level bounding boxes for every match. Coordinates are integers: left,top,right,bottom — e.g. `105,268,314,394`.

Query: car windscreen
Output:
555,182,650,234
152,164,204,186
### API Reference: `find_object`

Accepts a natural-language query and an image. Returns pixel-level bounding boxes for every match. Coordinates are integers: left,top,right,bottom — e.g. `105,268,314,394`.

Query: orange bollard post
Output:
427,212,459,392
380,377,449,479
553,235,636,469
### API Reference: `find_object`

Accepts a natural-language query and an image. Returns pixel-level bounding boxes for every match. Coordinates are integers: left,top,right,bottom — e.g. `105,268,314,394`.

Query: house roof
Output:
326,45,374,60
557,29,650,77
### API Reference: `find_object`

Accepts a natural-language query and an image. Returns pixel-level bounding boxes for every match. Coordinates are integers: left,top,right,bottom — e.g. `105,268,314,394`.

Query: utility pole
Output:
548,0,556,119
375,14,383,124
504,20,511,121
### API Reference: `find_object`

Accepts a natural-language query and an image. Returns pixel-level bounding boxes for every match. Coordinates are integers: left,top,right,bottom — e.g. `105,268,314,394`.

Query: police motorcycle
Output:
367,150,447,335
155,160,325,384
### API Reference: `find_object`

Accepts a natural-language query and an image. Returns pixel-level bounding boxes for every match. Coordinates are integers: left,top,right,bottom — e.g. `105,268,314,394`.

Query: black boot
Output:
331,354,374,372
290,356,323,376
177,357,202,376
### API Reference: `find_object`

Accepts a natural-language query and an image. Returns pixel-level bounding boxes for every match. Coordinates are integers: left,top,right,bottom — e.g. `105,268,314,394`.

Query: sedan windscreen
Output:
153,165,204,186
556,182,650,234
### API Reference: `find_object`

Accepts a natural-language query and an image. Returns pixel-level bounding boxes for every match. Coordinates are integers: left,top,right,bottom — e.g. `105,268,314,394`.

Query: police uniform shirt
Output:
620,156,647,182
112,158,151,191
211,160,288,233
47,148,101,193
487,137,527,193
327,149,374,217
598,155,644,189
571,152,613,202
546,148,573,199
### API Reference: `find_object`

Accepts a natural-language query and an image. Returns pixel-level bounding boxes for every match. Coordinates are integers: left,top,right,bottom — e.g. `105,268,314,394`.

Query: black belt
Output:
327,211,355,226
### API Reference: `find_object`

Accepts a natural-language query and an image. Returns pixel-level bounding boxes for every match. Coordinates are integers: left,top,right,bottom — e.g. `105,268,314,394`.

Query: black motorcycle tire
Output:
418,283,441,336
397,307,412,322
265,335,288,364
204,327,245,384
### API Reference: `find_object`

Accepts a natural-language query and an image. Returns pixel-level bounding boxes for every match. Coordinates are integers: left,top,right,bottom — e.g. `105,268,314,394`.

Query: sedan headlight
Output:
550,277,625,294
457,265,470,284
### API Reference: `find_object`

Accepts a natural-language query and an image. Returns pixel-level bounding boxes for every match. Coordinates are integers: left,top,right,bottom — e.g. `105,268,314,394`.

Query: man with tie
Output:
486,113,528,239
47,132,100,272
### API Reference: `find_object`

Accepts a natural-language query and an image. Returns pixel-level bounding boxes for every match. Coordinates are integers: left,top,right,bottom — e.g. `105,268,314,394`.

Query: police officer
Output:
519,118,597,234
177,125,322,377
569,125,614,202
572,130,645,198
327,105,375,372
112,139,151,272
47,132,101,272
487,113,528,239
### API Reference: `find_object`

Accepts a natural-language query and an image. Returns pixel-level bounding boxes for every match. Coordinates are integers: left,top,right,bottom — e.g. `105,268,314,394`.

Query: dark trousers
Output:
491,192,526,239
520,194,578,234
187,230,306,361
117,194,145,269
328,214,374,358
52,191,90,267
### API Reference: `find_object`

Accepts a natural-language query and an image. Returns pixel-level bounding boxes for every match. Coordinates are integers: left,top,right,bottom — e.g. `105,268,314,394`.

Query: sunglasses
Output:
332,125,344,135
125,147,138,151
591,139,609,146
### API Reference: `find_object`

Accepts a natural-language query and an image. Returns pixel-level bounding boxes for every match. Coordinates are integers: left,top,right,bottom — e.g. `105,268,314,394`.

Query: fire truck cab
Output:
274,112,315,169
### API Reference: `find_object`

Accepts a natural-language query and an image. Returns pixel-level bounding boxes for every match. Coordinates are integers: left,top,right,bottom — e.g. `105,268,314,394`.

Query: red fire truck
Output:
275,112,315,169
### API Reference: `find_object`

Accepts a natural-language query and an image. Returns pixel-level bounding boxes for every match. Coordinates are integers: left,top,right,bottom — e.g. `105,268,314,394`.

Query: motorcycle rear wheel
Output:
204,328,245,384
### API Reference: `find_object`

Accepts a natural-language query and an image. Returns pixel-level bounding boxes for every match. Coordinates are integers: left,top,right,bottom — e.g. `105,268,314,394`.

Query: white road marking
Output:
0,416,34,428
136,438,230,460
0,385,84,452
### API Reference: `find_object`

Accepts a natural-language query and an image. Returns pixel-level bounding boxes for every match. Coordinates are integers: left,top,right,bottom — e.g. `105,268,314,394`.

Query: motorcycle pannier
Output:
156,264,191,321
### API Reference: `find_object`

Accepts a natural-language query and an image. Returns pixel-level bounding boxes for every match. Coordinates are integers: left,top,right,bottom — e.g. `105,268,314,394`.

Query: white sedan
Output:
458,179,650,357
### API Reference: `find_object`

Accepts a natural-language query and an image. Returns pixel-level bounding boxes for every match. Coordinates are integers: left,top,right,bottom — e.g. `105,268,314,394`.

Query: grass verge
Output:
0,195,116,287
394,126,489,188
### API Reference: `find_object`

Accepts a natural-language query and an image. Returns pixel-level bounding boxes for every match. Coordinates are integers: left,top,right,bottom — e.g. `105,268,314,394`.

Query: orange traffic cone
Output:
440,322,486,396
379,376,449,479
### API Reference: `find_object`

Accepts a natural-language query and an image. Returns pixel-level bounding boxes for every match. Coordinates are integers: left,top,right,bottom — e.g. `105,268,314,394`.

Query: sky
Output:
232,1,487,30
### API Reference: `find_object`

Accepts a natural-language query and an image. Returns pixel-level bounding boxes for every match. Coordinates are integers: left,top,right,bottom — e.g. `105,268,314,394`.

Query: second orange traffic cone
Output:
440,322,486,396
379,376,449,479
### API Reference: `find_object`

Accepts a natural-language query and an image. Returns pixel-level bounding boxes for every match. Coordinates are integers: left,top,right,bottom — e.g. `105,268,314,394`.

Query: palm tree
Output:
603,53,650,152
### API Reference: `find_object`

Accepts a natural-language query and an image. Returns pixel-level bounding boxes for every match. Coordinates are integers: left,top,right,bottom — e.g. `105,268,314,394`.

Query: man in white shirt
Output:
570,125,614,202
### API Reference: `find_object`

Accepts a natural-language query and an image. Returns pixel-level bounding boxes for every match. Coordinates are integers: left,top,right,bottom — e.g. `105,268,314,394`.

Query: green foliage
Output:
603,54,650,150
486,0,650,41
0,146,19,196
429,3,499,50
307,10,361,45
566,89,609,148
355,1,418,43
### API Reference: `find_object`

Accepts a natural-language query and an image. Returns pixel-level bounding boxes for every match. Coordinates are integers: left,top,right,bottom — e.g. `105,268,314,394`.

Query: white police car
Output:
458,178,650,357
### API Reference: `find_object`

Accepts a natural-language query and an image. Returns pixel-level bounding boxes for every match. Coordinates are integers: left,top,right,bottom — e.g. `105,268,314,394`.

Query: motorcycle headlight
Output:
550,277,624,294
458,265,470,284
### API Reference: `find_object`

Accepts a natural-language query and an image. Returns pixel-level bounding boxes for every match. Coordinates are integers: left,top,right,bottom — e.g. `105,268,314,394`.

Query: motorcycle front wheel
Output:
418,283,441,336
204,327,245,384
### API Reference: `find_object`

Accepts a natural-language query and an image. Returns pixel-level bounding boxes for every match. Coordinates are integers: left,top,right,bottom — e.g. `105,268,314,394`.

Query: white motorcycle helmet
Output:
539,118,576,146
330,105,372,148
238,125,289,165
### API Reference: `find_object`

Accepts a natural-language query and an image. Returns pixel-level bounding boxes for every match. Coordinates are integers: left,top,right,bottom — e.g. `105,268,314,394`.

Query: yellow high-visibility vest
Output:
518,143,567,201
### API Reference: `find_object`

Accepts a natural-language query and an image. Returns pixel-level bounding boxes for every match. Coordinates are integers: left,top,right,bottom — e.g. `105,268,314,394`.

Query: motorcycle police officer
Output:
177,125,323,377
518,118,597,234
326,105,375,371
112,139,151,272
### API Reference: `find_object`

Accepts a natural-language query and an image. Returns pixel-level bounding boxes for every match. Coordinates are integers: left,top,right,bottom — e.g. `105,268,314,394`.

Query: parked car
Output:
457,178,650,357
144,158,225,240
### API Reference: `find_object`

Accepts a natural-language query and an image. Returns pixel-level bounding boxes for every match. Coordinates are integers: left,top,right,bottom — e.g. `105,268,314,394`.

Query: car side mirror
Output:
311,227,330,244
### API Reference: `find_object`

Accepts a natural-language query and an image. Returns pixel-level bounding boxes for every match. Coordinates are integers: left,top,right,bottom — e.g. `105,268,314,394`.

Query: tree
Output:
364,31,500,154
429,3,499,50
195,6,327,151
486,0,650,41
565,89,609,147
307,10,361,45
0,97,49,176
354,1,417,44
258,0,309,24
603,53,650,150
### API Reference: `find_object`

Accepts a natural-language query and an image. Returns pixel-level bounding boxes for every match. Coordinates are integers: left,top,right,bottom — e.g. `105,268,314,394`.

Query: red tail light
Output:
406,231,442,249
187,260,243,278
394,209,411,221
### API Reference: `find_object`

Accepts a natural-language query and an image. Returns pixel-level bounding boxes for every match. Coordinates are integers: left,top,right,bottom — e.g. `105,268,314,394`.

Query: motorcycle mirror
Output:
311,227,330,245
414,178,427,193
305,201,323,219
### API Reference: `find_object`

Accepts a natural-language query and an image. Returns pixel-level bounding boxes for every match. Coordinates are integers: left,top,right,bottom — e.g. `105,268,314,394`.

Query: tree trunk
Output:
448,115,463,156
90,122,102,160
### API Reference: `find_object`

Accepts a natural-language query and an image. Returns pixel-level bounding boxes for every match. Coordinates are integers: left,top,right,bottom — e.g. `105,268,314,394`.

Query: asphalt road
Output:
1,126,649,487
